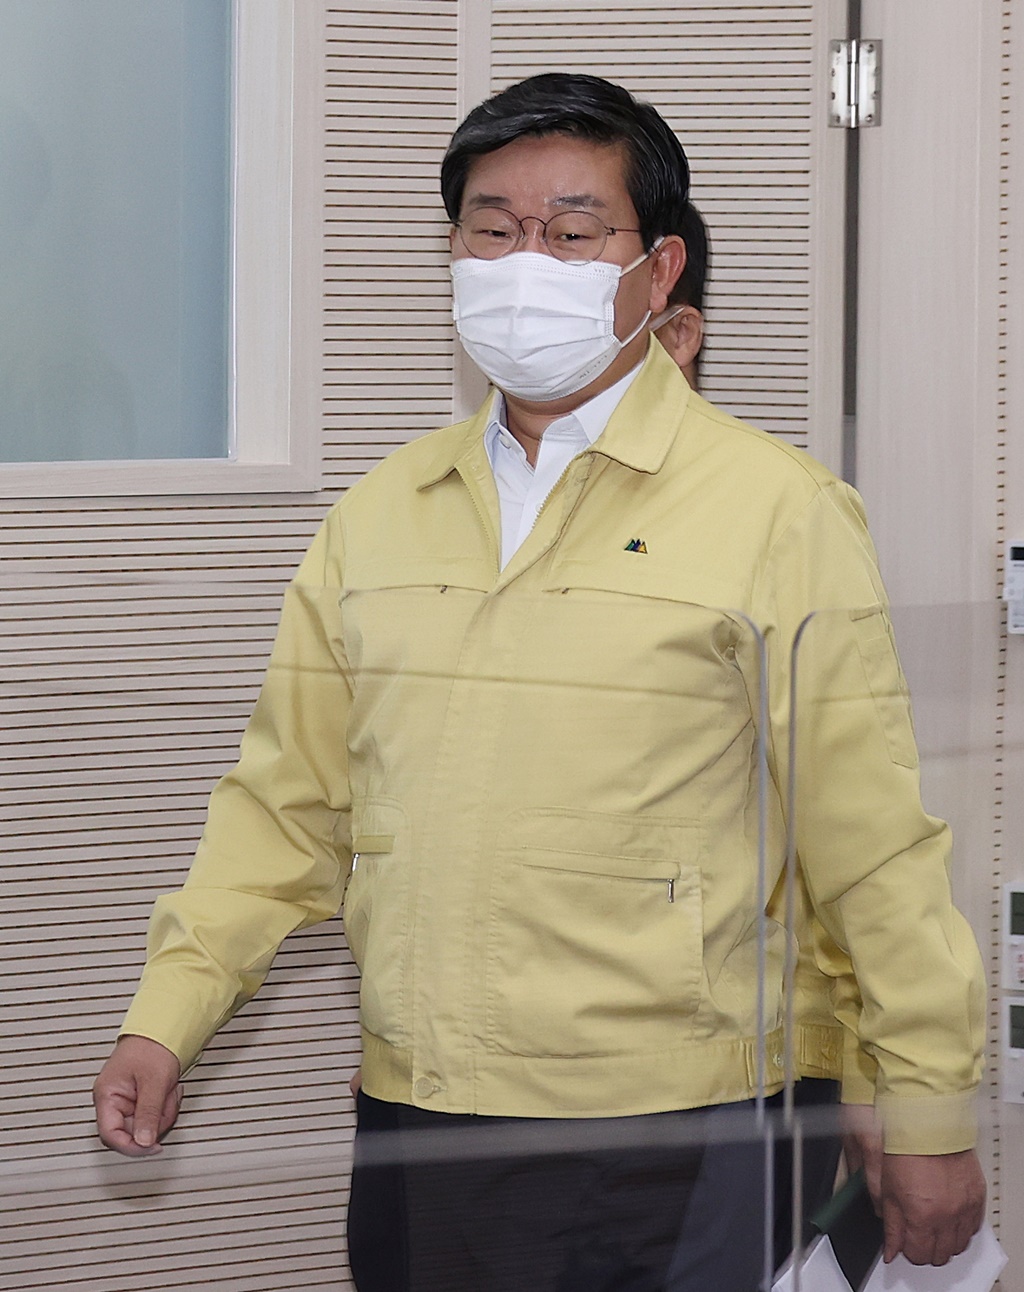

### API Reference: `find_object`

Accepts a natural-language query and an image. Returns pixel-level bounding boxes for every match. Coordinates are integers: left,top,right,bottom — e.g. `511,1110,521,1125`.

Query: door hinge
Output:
828,38,882,128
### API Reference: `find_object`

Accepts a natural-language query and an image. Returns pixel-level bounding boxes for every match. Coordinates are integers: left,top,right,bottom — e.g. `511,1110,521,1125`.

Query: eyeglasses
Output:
454,207,643,263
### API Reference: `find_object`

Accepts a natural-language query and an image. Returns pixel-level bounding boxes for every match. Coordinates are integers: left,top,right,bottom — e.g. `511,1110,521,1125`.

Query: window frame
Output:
0,0,323,498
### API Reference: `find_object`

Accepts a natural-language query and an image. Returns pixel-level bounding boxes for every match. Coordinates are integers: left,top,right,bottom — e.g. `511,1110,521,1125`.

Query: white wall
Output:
857,0,1021,1276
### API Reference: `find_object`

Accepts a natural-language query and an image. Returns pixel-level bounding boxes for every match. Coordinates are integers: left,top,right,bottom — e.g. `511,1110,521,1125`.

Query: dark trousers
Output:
771,1078,843,1269
347,1091,775,1292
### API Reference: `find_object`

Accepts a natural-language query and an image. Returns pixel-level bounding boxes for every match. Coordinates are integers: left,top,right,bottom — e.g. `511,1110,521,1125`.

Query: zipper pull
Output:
667,878,675,903
352,852,360,872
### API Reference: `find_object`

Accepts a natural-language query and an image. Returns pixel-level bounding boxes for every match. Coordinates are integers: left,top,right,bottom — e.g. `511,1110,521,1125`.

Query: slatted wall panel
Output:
0,3,458,1287
1,1152,354,1292
490,0,843,455
323,2,458,489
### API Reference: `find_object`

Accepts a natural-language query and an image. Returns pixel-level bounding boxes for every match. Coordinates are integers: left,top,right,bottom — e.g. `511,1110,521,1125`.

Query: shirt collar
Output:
483,360,644,469
416,337,690,491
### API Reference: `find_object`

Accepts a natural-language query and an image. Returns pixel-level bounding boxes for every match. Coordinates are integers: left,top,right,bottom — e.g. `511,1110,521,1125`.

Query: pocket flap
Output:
522,848,680,883
545,557,743,611
352,834,395,854
343,556,492,593
506,807,701,863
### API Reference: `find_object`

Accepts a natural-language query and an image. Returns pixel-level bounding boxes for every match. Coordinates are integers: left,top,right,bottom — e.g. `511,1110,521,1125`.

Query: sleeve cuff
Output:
876,1090,979,1155
120,983,227,1076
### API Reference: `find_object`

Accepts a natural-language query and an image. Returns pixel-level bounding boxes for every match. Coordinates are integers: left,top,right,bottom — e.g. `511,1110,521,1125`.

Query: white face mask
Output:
450,246,656,402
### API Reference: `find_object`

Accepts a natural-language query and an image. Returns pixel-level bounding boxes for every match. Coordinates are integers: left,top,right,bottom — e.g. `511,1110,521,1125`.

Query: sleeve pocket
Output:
852,610,919,769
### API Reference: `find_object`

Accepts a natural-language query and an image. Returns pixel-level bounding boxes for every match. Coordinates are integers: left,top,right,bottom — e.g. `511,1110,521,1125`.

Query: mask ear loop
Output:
616,237,666,347
619,235,665,277
649,304,685,332
616,310,652,350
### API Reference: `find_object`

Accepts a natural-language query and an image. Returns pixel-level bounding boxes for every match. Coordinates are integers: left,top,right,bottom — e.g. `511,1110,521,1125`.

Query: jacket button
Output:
413,1076,437,1098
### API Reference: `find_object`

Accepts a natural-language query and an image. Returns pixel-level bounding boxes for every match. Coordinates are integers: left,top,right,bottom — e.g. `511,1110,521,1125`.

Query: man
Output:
95,74,986,1291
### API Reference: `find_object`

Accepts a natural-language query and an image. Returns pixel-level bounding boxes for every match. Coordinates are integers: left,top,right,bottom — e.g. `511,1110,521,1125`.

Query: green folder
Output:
808,1170,884,1291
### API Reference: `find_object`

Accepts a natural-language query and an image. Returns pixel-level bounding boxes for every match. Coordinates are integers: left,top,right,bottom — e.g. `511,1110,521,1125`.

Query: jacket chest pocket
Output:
485,811,705,1058
532,559,751,704
340,558,491,685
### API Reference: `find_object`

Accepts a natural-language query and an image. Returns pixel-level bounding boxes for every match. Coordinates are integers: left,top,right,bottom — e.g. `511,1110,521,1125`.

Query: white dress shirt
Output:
483,363,643,569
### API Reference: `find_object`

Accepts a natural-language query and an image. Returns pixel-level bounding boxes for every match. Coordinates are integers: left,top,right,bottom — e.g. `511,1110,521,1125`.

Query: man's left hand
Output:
881,1150,986,1265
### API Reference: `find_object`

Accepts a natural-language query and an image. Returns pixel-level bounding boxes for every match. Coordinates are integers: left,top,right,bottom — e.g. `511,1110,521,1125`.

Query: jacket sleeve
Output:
120,507,353,1071
810,917,880,1104
753,480,986,1154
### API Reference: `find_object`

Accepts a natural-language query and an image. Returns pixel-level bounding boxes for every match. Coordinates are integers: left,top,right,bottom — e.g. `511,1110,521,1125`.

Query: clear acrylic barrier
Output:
780,599,1007,1290
0,583,1009,1291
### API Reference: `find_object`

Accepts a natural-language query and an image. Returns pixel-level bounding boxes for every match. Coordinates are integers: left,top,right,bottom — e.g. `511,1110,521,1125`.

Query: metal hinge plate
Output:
829,38,882,128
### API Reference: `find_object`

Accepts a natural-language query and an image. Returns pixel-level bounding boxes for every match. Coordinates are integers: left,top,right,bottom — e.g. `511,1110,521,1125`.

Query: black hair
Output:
668,201,710,312
663,200,710,384
441,73,690,252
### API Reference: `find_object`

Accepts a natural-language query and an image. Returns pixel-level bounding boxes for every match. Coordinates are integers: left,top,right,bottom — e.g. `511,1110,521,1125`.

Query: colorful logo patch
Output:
624,538,648,553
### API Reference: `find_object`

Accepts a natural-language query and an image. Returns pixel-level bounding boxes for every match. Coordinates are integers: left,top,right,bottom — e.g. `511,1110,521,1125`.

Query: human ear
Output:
648,235,687,315
655,305,705,373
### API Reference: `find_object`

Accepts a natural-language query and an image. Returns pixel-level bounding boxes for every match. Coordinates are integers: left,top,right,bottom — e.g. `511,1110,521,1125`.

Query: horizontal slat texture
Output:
324,0,458,488
492,0,827,447
1,3,458,1288
0,1150,354,1292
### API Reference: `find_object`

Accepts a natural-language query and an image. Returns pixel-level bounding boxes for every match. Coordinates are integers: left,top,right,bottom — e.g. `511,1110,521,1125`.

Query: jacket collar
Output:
415,335,690,491
592,337,690,474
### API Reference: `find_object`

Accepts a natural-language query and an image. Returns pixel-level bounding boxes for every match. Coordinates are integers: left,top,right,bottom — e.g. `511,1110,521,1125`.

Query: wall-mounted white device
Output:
1005,542,1024,634
1004,885,1024,989
1002,885,1024,1103
1002,997,1024,1104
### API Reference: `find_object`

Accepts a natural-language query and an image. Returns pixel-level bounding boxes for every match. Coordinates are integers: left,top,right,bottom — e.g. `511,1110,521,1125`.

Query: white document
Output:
772,1225,1007,1292
864,1224,1006,1292
772,1234,855,1292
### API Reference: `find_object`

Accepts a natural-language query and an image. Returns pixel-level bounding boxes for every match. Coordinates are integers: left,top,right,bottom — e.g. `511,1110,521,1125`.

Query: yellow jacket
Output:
122,340,983,1153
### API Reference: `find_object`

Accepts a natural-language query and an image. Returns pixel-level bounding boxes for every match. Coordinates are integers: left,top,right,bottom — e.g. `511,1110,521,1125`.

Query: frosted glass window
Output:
0,0,232,463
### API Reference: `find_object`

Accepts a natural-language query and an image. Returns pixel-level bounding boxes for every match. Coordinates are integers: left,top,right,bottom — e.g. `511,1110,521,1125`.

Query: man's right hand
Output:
93,1034,182,1157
